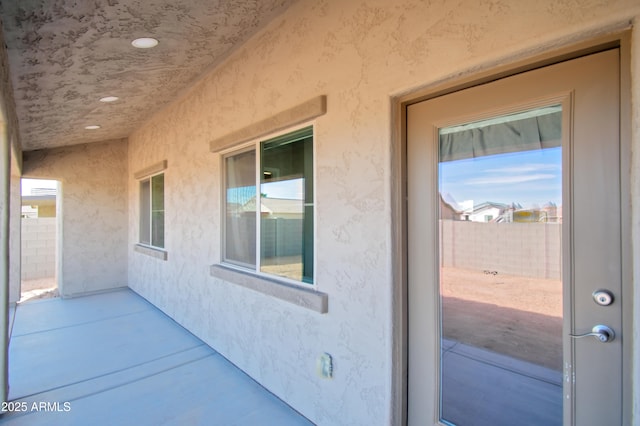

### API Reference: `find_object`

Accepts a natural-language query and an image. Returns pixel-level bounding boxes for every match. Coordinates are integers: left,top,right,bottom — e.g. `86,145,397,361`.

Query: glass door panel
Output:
438,106,563,426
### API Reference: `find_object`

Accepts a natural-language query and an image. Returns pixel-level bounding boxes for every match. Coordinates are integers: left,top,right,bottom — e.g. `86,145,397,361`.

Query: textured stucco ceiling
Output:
0,0,295,151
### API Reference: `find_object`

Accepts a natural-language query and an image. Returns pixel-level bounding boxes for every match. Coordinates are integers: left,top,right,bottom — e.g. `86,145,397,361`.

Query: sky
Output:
262,179,303,199
439,147,562,209
24,150,557,208
21,178,58,196
228,178,304,206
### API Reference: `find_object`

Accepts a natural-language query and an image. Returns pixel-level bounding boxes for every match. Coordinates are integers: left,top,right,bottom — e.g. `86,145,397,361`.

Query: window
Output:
224,126,314,284
140,173,165,248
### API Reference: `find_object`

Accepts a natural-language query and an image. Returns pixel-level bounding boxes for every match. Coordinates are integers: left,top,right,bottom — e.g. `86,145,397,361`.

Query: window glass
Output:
260,128,314,283
223,127,314,284
151,174,165,248
139,173,165,249
438,106,562,425
225,150,257,267
140,179,151,245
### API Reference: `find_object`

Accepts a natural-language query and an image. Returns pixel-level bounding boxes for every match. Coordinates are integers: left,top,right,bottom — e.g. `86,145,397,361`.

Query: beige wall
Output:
0,16,21,404
126,1,640,424
629,19,640,426
23,140,128,297
9,154,20,304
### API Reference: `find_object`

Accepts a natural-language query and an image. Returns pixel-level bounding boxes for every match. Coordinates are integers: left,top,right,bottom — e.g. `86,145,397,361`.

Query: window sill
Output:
134,244,168,261
209,264,328,314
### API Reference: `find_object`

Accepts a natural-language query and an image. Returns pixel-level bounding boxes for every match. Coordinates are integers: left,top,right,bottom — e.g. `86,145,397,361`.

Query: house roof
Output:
243,197,303,215
440,193,463,213
0,1,295,151
260,197,303,215
471,201,509,213
21,194,56,207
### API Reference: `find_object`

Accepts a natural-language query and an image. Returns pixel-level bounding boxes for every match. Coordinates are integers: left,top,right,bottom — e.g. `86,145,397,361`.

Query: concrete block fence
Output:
21,217,56,280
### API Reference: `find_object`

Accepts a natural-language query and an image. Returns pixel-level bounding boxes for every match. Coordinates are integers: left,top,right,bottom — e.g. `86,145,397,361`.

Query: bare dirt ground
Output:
20,277,58,303
441,267,562,371
261,255,303,281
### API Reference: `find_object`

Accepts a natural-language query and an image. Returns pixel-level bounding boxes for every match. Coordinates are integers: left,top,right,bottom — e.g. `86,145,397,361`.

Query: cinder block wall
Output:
21,217,56,280
440,220,561,280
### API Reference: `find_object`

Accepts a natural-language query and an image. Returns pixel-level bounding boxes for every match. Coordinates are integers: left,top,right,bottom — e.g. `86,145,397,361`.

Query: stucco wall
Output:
630,19,640,426
23,140,128,297
127,1,640,425
9,155,20,304
0,17,21,404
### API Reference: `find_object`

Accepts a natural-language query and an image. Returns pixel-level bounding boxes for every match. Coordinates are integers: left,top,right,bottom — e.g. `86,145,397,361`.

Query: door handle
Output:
570,325,615,343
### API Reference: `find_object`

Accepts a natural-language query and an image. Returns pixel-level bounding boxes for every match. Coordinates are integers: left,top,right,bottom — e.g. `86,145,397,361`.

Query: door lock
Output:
592,290,614,306
570,325,615,343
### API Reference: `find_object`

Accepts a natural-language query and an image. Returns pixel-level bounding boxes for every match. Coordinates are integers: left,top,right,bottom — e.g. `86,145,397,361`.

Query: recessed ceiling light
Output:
85,125,101,130
131,37,159,49
99,96,119,103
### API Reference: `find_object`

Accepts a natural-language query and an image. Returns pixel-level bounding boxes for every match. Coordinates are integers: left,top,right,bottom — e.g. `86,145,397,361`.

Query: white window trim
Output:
134,160,168,260
219,122,317,288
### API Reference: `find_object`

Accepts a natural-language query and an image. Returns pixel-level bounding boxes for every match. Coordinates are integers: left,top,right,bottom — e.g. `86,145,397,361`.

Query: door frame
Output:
390,31,633,425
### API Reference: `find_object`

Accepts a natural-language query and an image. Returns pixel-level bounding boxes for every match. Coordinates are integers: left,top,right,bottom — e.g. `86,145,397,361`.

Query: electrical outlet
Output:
317,353,333,379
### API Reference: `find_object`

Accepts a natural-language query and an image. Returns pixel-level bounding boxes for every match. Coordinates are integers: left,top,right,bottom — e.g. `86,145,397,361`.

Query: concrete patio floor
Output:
1,289,312,426
441,339,562,426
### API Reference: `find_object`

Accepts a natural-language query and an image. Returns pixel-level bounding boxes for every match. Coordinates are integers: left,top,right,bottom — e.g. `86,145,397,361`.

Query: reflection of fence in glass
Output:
224,214,306,281
261,217,304,281
261,218,303,257
439,220,561,280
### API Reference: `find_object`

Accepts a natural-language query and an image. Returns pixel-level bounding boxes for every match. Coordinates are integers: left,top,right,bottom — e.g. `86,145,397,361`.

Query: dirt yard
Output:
441,267,562,371
20,277,58,303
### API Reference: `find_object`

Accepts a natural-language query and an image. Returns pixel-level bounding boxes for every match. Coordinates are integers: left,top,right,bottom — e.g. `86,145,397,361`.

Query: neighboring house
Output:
541,202,562,223
465,201,508,223
511,208,548,223
0,2,639,426
243,196,304,219
494,202,562,223
439,193,463,221
20,194,56,218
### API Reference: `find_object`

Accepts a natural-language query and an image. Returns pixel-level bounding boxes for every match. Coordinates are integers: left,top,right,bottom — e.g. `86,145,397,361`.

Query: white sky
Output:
21,178,58,196
439,147,562,209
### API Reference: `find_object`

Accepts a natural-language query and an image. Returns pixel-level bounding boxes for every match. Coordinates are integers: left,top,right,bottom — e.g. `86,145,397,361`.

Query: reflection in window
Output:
225,150,256,268
139,173,165,249
438,106,563,425
261,128,314,283
223,127,314,284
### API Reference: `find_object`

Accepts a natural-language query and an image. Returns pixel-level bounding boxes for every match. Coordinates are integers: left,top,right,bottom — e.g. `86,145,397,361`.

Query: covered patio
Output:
0,2,638,424
2,286,564,425
1,289,311,425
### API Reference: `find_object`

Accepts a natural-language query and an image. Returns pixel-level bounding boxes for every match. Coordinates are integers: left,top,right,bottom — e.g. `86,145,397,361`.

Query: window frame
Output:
222,145,257,270
220,124,316,288
138,170,165,250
